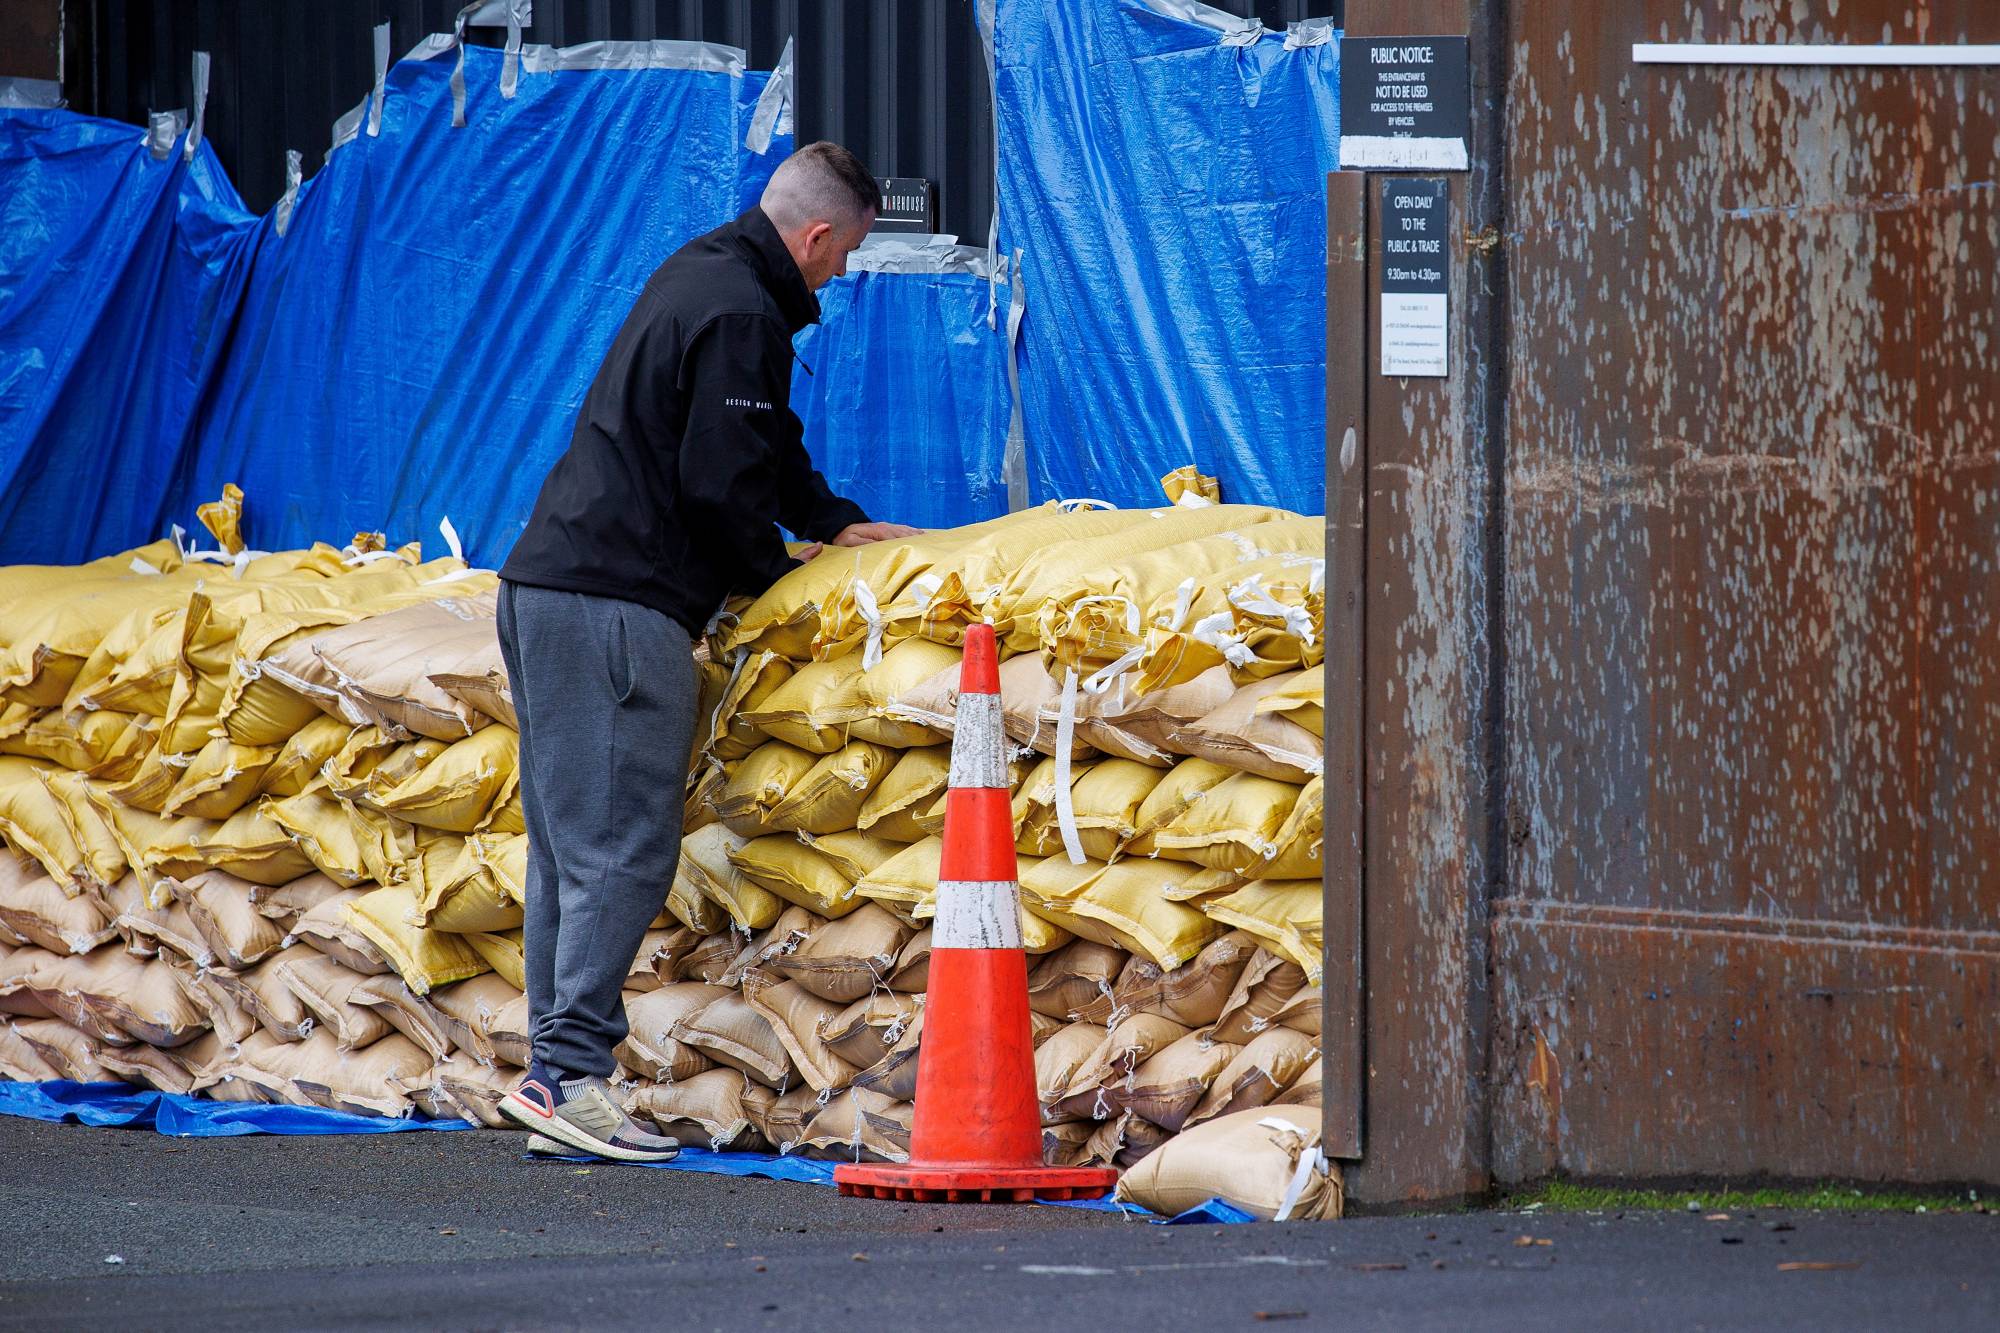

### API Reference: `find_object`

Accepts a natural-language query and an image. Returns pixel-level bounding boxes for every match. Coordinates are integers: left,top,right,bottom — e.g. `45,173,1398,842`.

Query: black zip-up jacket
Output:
500,206,868,634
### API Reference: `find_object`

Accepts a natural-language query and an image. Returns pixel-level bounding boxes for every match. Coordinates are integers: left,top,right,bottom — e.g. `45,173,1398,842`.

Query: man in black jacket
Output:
495,142,913,1159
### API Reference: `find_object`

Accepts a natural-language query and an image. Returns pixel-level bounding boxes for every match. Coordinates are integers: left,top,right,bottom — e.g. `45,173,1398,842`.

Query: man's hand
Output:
832,522,922,547
793,542,825,563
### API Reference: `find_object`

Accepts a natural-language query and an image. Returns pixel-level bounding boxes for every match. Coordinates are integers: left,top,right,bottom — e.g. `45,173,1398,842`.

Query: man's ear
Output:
806,219,835,255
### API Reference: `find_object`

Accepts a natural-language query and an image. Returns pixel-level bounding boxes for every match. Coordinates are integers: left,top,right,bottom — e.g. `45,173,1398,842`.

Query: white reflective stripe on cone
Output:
947,693,1009,790
934,880,1023,950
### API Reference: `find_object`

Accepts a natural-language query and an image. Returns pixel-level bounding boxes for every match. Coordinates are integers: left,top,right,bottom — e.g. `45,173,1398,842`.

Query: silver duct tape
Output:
947,693,1009,790
275,149,303,237
518,39,745,77
0,77,62,109
1002,247,1029,512
1284,18,1337,51
933,881,1024,951
849,236,1004,279
368,22,391,134
1138,0,1263,43
499,0,527,99
327,96,365,163
147,109,188,161
185,52,211,162
745,34,794,152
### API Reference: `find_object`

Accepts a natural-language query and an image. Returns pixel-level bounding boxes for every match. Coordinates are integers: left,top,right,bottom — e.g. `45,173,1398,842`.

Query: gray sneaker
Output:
499,1067,680,1163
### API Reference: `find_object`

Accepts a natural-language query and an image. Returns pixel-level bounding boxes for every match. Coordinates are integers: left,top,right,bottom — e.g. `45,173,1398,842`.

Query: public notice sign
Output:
1338,36,1470,171
1379,178,1449,378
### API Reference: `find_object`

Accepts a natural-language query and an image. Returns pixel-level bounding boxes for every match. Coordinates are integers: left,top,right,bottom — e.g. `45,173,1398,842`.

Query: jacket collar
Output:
733,206,820,335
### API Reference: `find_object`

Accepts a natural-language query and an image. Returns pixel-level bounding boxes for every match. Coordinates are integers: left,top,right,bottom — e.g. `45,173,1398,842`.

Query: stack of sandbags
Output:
1,478,1327,1193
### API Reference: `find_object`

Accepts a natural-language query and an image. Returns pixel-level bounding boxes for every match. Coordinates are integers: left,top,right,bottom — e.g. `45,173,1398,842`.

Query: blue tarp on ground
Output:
0,1078,471,1137
993,0,1340,510
0,40,789,567
790,240,1013,530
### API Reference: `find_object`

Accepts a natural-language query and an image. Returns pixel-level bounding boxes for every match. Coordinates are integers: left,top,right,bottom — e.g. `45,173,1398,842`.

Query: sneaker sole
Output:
499,1089,680,1164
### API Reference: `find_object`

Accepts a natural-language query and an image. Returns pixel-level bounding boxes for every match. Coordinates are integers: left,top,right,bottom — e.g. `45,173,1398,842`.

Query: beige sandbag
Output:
1077,667,1239,766
670,990,794,1089
0,942,57,1017
432,1054,519,1127
820,991,922,1069
262,590,501,741
752,1082,823,1153
114,890,213,965
1051,1013,1192,1120
1115,1105,1341,1221
249,870,348,928
0,1018,62,1081
627,1068,768,1150
276,952,393,1050
1112,1030,1242,1132
80,955,210,1047
625,927,699,992
885,927,931,993
673,932,740,985
426,974,522,1064
347,974,452,1062
1042,1120,1097,1169
170,870,287,969
1168,672,1323,782
743,976,859,1093
764,903,910,1003
209,944,320,1040
428,670,515,732
854,745,950,843
1210,949,1311,1046
168,962,255,1046
13,1016,114,1082
616,982,729,1083
1026,939,1128,1021
679,823,783,931
726,835,860,920
1272,1054,1323,1108
0,867,115,955
18,949,140,1042
486,991,532,1067
288,1029,434,1117
1095,929,1262,1028
1034,1021,1109,1110
1187,1027,1320,1126
288,889,392,975
798,1087,912,1163
462,927,523,990
343,884,489,993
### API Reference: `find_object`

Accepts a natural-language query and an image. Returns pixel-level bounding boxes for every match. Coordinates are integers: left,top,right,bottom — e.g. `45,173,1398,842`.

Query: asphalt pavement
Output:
0,1116,1992,1331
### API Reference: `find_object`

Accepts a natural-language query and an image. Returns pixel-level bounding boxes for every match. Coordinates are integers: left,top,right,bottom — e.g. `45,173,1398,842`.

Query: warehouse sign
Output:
1338,36,1470,171
872,177,936,233
1379,178,1449,378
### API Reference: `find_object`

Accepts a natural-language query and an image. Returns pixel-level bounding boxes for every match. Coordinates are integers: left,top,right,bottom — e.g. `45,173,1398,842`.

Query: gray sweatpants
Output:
496,581,697,1078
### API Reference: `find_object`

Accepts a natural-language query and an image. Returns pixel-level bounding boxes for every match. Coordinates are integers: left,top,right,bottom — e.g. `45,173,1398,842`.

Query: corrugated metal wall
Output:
64,0,1339,240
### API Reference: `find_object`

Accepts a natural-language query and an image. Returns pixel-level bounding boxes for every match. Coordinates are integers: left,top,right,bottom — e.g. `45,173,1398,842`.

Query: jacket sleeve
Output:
677,313,867,595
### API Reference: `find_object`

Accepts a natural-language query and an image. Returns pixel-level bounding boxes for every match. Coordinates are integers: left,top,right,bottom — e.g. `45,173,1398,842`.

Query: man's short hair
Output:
760,142,882,233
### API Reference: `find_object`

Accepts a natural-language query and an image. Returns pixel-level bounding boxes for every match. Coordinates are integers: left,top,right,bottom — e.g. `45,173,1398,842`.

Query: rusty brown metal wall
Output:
1491,1,2000,1185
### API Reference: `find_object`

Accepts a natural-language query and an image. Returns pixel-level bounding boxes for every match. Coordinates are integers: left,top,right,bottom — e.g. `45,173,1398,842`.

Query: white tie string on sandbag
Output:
852,579,887,671
422,516,498,585
1052,667,1089,866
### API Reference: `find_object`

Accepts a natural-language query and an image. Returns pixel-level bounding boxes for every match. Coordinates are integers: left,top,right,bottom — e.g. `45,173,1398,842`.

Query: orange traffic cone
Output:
835,624,1118,1203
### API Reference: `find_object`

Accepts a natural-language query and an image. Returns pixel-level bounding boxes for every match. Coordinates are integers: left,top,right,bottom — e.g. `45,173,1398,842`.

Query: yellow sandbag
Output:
679,823,783,931
0,539,181,608
367,725,519,833
1223,556,1325,678
720,541,914,662
706,652,795,762
1253,671,1323,738
1262,776,1323,880
1149,771,1302,872
258,715,354,798
214,604,367,745
0,757,88,888
1036,516,1321,676
1201,880,1322,980
161,738,282,820
62,597,189,716
467,832,528,903
728,835,862,919
261,788,372,887
197,482,247,554
1030,859,1225,969
277,589,502,741
1123,757,1239,856
80,785,210,901
102,734,183,814
185,805,317,887
801,829,903,885
478,786,524,836
1168,673,1323,783
1159,465,1221,506
416,839,524,934
855,746,949,843
0,707,150,778
851,837,942,924
343,884,493,993
666,863,729,935
764,741,895,835
854,638,961,715
712,741,817,836
809,509,1042,661
985,505,1298,655
0,565,205,708
323,728,447,805
1065,759,1167,862
740,655,866,753
1012,756,1096,858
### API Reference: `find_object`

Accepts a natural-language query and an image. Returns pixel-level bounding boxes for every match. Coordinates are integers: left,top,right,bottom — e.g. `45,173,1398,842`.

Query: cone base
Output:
833,1162,1119,1204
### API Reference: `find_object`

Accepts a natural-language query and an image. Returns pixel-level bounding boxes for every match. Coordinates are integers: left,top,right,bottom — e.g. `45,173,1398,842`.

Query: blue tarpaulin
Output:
991,0,1340,511
0,1078,471,1137
0,38,790,567
791,238,1013,530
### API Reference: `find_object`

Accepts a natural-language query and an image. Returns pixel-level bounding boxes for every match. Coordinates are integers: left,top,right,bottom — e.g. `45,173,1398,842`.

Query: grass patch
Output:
1499,1179,1985,1215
